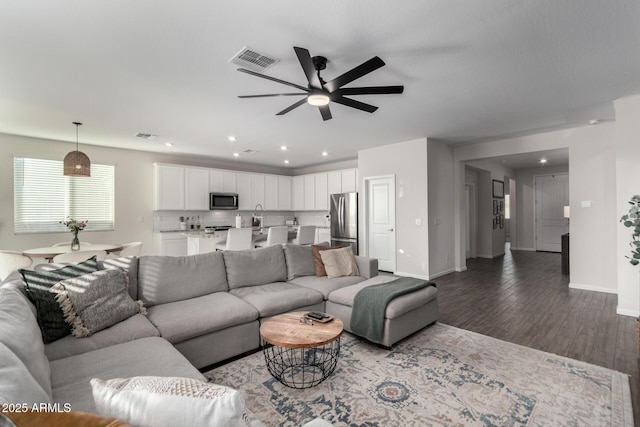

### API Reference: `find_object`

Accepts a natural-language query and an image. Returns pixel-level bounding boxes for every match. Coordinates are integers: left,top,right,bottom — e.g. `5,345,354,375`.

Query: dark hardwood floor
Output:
436,245,639,425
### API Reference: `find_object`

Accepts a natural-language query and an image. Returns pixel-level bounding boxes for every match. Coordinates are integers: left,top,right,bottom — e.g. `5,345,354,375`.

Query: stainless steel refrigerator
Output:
330,192,358,255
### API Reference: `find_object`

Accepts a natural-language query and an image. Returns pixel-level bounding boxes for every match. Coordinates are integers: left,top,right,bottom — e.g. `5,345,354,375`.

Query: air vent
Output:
241,149,258,155
229,46,279,73
136,133,158,140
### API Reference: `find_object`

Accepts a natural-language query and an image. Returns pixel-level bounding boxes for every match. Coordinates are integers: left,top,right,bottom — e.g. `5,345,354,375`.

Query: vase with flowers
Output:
60,217,88,251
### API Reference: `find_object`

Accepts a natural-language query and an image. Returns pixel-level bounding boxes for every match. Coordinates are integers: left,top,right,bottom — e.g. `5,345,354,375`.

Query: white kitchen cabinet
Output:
315,227,331,244
327,171,342,196
278,176,292,210
292,176,304,210
209,170,237,193
251,174,265,208
154,164,185,210
304,175,315,210
184,167,210,210
264,175,279,210
342,169,357,192
236,173,252,210
314,173,328,211
153,232,187,256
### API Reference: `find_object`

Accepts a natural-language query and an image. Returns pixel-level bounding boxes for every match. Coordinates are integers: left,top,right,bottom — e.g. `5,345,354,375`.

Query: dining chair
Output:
215,228,253,251
0,252,33,280
255,226,289,248
289,225,316,245
52,241,93,247
53,250,107,263
119,242,143,257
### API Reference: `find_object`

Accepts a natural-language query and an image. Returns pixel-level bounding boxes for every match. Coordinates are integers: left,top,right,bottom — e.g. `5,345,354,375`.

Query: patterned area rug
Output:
204,323,633,426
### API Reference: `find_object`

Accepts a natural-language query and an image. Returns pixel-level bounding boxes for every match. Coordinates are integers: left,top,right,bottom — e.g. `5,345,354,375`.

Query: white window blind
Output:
14,157,115,234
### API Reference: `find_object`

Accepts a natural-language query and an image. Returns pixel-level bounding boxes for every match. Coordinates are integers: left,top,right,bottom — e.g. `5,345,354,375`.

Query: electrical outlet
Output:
415,218,422,226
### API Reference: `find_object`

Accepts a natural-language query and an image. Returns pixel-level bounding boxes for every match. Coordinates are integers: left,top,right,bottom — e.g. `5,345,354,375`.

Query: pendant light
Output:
63,122,91,177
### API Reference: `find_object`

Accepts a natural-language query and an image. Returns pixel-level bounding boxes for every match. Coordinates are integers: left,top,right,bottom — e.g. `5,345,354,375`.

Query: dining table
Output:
22,244,124,261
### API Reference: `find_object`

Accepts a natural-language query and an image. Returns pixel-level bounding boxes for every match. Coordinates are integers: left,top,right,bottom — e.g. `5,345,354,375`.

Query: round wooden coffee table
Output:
260,311,343,389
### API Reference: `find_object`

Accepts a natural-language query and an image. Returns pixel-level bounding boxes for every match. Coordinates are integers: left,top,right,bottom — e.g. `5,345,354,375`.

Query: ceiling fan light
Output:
307,93,330,106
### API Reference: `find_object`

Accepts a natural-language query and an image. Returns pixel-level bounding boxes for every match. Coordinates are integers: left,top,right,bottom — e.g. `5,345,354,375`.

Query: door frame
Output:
464,183,477,259
362,174,396,271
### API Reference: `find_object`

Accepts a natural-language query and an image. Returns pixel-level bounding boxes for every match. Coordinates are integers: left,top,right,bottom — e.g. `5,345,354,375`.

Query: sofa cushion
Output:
52,269,145,337
50,337,205,413
328,275,439,319
283,244,316,280
138,252,228,307
319,246,360,279
2,409,131,427
0,342,51,406
146,292,258,344
229,282,324,317
310,245,341,277
223,245,287,289
91,376,257,427
45,314,160,361
0,287,52,398
288,275,366,299
20,256,99,343
99,256,139,300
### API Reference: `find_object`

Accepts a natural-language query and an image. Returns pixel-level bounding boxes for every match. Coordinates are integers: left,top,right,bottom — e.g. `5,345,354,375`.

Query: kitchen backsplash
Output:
153,210,329,231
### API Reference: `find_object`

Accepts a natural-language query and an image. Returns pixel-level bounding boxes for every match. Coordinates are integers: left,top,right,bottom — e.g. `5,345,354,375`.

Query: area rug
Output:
204,323,633,426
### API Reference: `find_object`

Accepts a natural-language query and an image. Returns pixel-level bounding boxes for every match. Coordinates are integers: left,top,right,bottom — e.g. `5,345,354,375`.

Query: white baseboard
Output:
476,253,492,259
493,251,505,257
394,271,430,281
427,268,456,280
511,247,535,251
569,282,618,294
455,266,467,272
616,307,640,318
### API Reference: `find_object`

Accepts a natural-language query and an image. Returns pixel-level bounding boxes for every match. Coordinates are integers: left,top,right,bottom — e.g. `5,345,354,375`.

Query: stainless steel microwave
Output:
209,192,238,210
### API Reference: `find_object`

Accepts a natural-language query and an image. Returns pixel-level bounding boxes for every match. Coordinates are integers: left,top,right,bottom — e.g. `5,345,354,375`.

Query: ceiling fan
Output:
237,46,404,121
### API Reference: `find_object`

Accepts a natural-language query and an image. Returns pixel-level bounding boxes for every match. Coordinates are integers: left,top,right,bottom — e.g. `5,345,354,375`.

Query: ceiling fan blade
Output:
237,68,309,92
324,56,386,92
276,98,308,116
319,105,332,121
332,95,378,113
334,85,404,96
238,93,306,98
293,47,322,89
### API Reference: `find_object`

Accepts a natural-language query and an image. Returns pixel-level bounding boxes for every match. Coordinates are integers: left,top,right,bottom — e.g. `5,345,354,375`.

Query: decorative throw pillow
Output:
91,376,253,427
310,245,341,277
20,256,99,343
50,269,145,338
319,246,360,279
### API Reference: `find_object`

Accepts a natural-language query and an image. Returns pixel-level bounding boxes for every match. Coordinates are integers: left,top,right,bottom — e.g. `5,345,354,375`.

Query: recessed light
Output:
321,151,328,156
233,152,239,157
540,159,547,164
164,142,173,147
284,160,289,164
281,145,288,151
228,136,236,142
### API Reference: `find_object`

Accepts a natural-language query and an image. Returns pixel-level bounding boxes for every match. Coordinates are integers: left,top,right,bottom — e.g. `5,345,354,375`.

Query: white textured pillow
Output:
319,246,360,279
91,376,254,427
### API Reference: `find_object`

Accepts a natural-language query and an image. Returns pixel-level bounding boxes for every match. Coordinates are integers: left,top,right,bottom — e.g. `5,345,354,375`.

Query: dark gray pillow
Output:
283,244,316,280
20,256,98,343
51,269,145,337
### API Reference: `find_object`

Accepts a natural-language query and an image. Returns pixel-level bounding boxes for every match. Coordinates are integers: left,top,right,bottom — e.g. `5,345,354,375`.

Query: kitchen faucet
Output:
253,204,264,232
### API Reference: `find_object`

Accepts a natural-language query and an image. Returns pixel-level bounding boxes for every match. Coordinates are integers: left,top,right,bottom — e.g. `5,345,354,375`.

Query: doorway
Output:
465,183,477,259
534,173,569,252
364,175,396,272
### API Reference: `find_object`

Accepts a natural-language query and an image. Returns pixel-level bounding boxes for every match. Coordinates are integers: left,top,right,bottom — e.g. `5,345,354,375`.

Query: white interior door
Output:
535,174,569,252
366,176,396,272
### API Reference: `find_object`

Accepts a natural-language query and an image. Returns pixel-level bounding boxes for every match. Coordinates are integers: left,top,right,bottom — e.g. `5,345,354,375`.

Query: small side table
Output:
260,312,343,389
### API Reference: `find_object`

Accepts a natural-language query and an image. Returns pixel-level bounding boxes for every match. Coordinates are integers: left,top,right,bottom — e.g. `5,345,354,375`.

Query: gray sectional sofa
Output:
0,243,438,423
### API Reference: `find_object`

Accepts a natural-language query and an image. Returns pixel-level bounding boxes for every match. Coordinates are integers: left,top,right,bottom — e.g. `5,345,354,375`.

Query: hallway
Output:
436,247,639,424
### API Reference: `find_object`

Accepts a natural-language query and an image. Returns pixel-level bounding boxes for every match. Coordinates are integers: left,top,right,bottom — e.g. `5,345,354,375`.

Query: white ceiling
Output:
1,1,639,168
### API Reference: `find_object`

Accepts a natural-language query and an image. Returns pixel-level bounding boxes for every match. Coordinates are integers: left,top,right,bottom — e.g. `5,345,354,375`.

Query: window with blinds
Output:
14,157,115,234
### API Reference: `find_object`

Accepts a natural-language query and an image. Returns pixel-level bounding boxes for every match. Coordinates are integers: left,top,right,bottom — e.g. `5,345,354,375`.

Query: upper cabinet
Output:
209,170,236,193
314,173,328,211
154,164,185,210
278,176,292,210
265,175,292,210
184,167,210,210
236,172,265,210
292,176,304,211
327,169,357,195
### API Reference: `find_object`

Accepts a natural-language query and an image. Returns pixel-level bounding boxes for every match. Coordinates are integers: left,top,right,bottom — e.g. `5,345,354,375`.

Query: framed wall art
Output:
492,180,504,198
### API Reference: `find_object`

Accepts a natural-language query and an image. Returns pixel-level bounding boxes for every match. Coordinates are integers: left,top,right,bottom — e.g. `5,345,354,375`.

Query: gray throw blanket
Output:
350,277,434,343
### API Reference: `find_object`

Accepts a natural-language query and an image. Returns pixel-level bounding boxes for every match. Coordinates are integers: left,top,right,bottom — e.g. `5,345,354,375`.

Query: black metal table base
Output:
263,339,340,389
